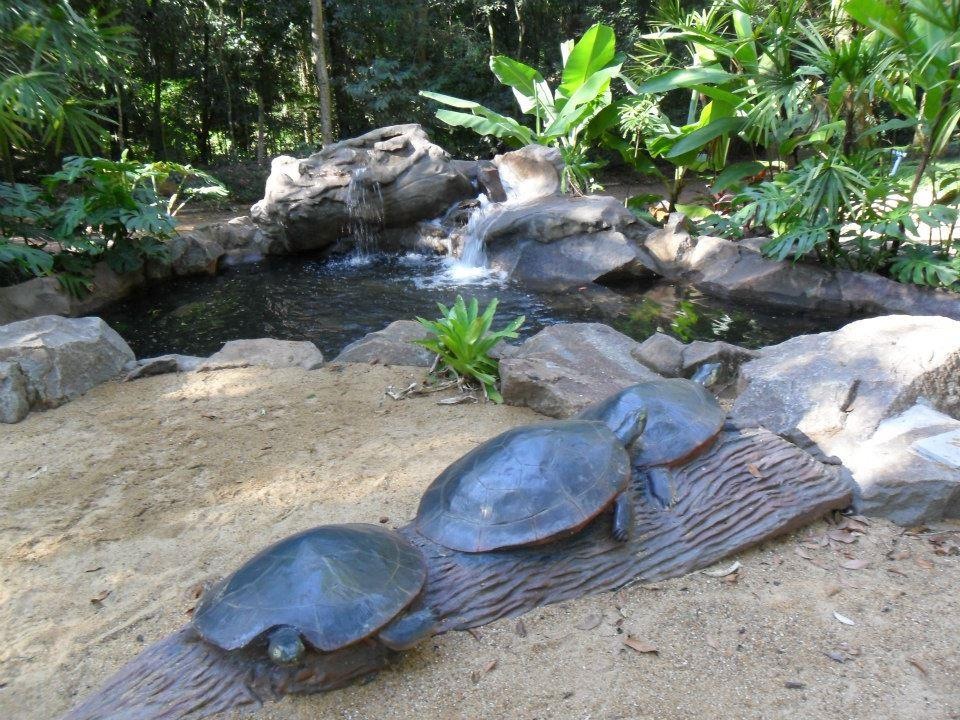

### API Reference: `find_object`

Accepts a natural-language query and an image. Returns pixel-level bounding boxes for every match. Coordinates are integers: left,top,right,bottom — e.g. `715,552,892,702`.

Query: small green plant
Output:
414,296,524,403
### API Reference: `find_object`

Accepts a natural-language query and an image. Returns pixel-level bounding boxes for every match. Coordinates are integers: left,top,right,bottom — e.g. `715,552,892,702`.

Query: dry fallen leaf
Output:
722,571,740,585
747,463,763,478
887,549,911,561
577,613,602,631
827,529,857,544
794,547,814,560
467,628,482,642
840,558,871,571
824,584,842,597
83,566,103,573
623,636,659,654
915,556,935,570
907,656,928,676
833,612,856,626
886,567,908,577
701,561,741,578
90,590,111,604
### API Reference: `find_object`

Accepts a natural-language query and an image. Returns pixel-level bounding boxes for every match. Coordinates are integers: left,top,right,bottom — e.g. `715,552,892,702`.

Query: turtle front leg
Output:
611,492,633,542
377,607,438,651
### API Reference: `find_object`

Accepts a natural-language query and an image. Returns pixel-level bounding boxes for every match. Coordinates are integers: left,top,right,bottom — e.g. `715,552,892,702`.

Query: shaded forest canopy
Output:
61,1,657,169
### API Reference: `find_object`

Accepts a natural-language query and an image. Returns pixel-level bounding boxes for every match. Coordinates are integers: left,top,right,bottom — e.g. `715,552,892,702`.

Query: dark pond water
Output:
100,253,854,359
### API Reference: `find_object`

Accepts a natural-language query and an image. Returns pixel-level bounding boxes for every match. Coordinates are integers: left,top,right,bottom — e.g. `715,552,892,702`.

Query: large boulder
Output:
500,322,661,417
333,320,434,367
166,232,225,276
199,338,324,371
251,124,474,254
478,195,654,287
731,315,960,523
0,263,145,325
196,216,266,263
0,315,134,409
636,213,960,319
0,360,30,423
492,145,564,201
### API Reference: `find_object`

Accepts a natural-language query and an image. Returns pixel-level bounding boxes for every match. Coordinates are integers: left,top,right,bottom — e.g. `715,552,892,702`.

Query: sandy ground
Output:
1,364,958,720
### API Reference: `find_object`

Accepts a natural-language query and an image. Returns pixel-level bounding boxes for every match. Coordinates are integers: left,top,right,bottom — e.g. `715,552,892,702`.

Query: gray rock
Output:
492,145,564,200
200,338,324,371
732,315,960,523
483,195,638,247
196,216,266,263
635,213,960,319
125,354,204,380
333,320,434,367
500,322,661,417
681,340,758,385
0,315,134,408
251,125,473,254
633,333,686,376
0,361,29,423
167,233,225,276
845,404,960,525
489,230,651,287
0,263,145,324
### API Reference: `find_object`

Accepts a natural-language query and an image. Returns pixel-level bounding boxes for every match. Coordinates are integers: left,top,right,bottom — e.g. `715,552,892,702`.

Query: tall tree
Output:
310,0,334,145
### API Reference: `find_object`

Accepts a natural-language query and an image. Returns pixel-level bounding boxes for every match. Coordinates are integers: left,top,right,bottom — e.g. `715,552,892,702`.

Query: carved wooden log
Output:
63,427,852,720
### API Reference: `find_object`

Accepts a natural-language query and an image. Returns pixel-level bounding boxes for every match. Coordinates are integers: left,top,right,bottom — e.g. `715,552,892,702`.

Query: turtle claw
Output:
611,492,633,542
377,607,438,651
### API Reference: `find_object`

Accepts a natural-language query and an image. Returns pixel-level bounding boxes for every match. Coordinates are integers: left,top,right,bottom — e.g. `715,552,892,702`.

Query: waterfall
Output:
344,168,384,263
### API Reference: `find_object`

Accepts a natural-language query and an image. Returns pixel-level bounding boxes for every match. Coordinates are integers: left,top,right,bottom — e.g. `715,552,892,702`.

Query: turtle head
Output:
267,625,305,666
614,408,647,449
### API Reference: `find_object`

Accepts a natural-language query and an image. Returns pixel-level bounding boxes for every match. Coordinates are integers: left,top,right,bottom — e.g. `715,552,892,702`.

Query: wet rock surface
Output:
251,124,473,254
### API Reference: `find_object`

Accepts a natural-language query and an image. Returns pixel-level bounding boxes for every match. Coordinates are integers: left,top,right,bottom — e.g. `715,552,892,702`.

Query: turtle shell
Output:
579,378,725,468
415,420,630,553
192,524,426,652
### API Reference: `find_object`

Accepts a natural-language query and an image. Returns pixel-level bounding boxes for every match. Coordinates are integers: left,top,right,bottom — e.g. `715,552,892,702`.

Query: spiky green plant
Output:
414,296,524,403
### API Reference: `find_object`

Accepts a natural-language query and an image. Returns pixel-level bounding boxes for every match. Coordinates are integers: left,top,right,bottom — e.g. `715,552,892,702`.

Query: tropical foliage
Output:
421,23,625,192
414,296,524,403
0,155,226,293
624,0,960,289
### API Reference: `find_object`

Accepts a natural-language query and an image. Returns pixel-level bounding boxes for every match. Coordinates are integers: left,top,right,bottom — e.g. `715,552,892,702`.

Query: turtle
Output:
578,378,726,508
192,523,437,666
414,418,644,553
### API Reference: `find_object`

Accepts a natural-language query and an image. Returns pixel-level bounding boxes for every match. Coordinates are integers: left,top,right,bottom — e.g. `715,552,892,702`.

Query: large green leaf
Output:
665,117,745,158
419,90,482,110
543,65,621,137
634,67,734,95
489,55,553,118
558,23,617,98
434,109,533,145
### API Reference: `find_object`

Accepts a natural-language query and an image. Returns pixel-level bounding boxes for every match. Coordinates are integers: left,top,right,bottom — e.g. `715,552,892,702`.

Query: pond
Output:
100,252,855,359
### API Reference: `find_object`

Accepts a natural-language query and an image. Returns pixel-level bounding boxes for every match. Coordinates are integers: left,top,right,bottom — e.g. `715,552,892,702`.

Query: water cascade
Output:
343,168,384,263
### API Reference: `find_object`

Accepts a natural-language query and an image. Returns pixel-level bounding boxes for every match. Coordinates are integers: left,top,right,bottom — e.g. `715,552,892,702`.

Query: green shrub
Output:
414,296,524,403
0,153,227,294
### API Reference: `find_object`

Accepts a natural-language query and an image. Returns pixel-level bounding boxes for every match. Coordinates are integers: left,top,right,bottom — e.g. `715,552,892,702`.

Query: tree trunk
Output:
310,0,334,146
197,21,212,164
63,427,851,720
256,91,267,166
147,0,164,159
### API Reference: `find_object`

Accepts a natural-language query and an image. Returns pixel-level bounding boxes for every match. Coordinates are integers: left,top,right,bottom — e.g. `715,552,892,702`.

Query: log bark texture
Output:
64,427,852,720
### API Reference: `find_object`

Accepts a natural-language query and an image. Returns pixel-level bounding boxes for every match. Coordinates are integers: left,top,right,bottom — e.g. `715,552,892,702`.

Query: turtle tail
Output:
61,626,390,720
